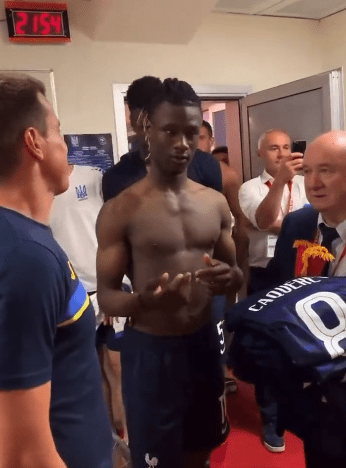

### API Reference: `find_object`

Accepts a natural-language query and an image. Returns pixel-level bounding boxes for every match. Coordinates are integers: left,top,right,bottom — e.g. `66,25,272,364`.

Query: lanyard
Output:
265,179,293,214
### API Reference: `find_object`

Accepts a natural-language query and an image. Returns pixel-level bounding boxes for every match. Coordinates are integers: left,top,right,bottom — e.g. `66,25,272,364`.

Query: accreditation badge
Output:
267,235,278,258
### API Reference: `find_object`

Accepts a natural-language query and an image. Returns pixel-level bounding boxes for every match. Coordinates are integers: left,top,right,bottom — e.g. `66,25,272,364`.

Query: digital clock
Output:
5,2,71,42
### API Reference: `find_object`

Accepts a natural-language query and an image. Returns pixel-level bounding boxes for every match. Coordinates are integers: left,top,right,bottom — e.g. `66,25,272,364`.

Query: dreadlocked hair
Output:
146,78,201,120
126,76,162,112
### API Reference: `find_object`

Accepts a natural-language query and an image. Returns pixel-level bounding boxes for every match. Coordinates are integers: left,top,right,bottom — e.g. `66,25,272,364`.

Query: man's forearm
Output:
232,219,249,272
227,265,244,298
98,289,141,318
255,181,285,229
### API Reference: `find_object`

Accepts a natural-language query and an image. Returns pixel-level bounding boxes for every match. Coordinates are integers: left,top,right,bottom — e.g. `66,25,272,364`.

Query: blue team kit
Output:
227,276,346,460
227,276,346,382
0,207,113,468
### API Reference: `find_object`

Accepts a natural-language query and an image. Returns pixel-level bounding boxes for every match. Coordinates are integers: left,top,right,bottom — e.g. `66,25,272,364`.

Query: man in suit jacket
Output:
266,131,346,286
263,130,346,466
264,204,318,287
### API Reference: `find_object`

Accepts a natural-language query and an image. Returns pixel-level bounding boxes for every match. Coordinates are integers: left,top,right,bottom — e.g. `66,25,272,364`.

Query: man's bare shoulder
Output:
220,161,241,184
188,179,226,201
97,178,149,236
105,178,148,212
187,179,228,214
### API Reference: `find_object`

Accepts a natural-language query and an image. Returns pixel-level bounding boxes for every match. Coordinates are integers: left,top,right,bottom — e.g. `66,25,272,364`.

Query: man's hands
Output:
195,253,236,296
138,272,192,311
275,152,303,185
137,253,241,313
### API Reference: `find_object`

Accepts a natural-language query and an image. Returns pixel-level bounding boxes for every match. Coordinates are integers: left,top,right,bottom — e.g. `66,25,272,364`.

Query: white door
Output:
240,69,344,180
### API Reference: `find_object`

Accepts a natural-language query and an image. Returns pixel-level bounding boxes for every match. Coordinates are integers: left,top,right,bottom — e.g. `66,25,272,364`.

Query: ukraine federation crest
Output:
75,184,88,201
71,136,79,147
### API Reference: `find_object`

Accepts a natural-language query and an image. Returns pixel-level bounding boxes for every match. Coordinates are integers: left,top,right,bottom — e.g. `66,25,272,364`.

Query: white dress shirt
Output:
317,213,346,276
239,170,308,268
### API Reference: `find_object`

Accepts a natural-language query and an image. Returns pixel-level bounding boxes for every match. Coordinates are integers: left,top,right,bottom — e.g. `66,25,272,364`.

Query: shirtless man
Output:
97,78,243,468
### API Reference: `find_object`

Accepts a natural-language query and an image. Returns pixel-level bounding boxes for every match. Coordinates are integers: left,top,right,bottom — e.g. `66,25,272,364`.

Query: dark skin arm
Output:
195,195,243,303
220,161,249,273
96,195,142,318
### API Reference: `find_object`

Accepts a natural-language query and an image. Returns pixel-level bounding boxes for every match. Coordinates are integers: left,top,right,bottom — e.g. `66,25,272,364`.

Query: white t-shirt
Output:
239,170,308,268
50,165,104,292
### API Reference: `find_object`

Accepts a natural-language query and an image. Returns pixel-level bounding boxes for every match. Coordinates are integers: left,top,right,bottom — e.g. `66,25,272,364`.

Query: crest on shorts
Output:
145,453,159,467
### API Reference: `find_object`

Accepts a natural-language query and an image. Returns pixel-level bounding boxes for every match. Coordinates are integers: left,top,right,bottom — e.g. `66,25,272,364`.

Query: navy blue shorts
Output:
212,295,233,366
95,323,124,351
121,323,229,468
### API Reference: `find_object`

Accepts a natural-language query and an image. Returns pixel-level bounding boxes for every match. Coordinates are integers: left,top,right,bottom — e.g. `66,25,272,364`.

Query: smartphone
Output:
292,140,306,154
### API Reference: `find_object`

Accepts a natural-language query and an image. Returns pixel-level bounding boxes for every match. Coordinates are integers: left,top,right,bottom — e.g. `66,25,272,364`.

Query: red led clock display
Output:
5,2,70,42
14,11,63,36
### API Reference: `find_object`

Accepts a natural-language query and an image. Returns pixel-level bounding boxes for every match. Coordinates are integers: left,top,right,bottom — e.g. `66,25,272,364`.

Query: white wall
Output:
320,9,346,72
319,9,346,116
0,11,327,155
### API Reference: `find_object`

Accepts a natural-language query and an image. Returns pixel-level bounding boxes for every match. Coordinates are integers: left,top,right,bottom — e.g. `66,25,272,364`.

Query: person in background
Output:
239,129,307,294
50,164,104,320
50,163,129,447
196,120,247,270
212,145,229,165
0,72,113,468
198,121,243,393
262,131,346,466
198,119,215,153
238,128,307,453
264,131,346,286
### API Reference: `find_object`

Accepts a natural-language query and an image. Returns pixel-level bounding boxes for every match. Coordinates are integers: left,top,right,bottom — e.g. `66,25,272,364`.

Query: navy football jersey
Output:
226,276,346,383
0,207,112,468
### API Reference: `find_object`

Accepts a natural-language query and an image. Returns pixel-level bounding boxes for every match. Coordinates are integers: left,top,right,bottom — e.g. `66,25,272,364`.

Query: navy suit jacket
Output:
264,206,319,290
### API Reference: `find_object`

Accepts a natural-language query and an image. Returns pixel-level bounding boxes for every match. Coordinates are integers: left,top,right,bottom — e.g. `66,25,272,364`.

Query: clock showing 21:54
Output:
5,1,71,42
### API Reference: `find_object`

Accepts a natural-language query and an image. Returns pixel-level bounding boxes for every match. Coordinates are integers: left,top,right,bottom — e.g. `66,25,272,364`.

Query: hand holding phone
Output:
292,140,306,155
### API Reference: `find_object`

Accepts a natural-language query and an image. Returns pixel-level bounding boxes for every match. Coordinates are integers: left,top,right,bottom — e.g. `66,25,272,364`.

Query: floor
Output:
210,380,306,468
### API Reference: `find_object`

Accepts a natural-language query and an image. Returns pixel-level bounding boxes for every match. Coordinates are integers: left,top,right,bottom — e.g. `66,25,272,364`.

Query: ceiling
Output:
214,0,346,20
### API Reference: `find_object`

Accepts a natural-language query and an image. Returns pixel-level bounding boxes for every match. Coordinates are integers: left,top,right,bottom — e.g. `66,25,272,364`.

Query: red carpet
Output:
210,381,306,467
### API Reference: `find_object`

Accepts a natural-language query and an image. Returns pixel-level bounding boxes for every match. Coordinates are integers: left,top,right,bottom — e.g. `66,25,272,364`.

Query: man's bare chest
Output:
128,192,221,254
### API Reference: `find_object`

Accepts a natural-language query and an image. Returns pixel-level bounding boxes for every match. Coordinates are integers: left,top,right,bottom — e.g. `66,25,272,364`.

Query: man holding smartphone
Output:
238,129,308,452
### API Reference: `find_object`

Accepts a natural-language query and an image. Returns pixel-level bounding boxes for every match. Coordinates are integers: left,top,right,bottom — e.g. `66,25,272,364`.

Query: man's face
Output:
147,101,202,175
198,125,213,153
258,132,291,176
39,94,69,195
303,140,346,223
